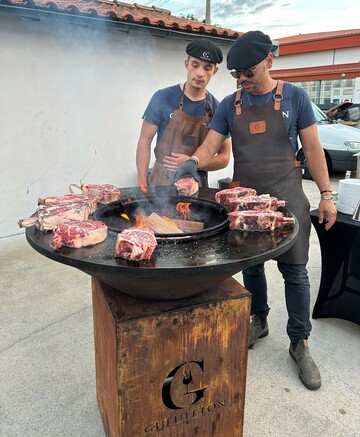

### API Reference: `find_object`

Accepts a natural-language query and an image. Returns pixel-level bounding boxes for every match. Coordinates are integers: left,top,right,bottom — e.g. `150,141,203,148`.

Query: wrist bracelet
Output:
320,189,332,194
190,155,199,167
321,195,333,200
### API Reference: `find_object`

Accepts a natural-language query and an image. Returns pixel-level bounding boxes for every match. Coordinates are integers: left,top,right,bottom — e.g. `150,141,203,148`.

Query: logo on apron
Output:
249,120,266,134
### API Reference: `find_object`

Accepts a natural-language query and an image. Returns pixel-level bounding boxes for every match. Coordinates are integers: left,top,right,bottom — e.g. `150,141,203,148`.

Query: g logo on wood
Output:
162,360,207,409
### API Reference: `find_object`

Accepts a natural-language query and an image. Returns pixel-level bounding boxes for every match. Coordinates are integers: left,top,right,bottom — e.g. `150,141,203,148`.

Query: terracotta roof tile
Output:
276,29,360,55
277,29,360,45
0,0,240,38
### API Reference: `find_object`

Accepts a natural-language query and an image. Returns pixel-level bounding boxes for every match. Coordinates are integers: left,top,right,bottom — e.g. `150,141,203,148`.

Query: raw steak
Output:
38,194,98,214
50,220,108,251
215,187,257,206
228,210,295,231
80,184,121,203
229,194,286,212
115,227,157,261
174,177,199,196
18,203,91,232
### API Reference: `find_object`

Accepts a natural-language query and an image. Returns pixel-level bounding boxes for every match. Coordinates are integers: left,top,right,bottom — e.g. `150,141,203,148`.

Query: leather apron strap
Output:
235,80,285,115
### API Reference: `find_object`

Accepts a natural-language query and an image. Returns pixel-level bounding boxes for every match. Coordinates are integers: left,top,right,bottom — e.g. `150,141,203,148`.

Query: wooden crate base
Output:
92,277,251,437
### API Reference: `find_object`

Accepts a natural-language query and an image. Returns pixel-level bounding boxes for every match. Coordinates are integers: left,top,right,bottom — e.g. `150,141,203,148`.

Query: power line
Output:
157,0,170,7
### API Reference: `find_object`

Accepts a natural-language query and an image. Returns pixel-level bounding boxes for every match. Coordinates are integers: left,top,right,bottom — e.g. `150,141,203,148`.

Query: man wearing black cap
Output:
172,30,337,390
136,39,230,189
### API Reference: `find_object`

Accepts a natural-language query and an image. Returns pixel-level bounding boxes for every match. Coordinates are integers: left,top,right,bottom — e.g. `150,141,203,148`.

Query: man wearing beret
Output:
136,39,230,189
172,30,337,390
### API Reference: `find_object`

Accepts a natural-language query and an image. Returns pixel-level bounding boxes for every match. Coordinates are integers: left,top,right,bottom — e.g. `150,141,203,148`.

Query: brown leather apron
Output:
231,81,310,264
148,83,212,187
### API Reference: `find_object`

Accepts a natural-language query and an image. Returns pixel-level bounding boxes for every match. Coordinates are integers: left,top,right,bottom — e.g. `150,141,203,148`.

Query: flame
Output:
176,202,191,220
135,212,147,227
120,213,129,220
140,184,148,193
162,215,177,227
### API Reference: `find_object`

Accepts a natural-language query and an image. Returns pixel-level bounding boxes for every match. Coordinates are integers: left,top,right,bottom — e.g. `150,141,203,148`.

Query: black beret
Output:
186,40,223,64
227,30,273,70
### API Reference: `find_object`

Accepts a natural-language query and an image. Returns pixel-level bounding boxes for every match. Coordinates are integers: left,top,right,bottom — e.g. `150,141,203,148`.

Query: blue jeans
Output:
242,262,312,343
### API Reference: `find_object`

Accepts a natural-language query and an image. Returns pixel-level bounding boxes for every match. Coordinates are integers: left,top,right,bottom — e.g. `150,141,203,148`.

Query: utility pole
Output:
205,0,211,24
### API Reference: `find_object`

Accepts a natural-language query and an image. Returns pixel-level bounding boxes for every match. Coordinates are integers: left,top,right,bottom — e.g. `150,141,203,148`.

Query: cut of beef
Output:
18,203,91,232
228,210,295,231
80,184,121,203
115,227,157,261
174,177,199,196
215,187,257,206
50,220,108,251
38,194,98,214
229,194,286,212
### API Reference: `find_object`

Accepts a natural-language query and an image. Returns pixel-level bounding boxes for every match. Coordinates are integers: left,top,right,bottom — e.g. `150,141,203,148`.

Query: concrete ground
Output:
1,175,360,437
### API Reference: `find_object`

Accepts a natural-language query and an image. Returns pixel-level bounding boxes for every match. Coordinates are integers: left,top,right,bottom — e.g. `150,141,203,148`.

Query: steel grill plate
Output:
25,187,298,300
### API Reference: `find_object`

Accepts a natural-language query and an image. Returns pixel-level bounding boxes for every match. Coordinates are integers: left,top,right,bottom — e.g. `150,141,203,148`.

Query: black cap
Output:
186,40,223,64
227,30,273,70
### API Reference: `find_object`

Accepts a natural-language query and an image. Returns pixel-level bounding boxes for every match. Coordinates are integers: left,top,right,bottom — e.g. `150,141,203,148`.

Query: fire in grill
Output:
92,194,229,241
25,186,299,300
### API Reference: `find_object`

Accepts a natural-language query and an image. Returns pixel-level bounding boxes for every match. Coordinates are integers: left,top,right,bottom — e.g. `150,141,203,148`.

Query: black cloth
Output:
310,210,360,325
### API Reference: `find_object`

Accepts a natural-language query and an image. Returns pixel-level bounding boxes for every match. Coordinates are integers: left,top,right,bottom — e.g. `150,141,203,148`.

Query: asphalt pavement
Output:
1,174,360,437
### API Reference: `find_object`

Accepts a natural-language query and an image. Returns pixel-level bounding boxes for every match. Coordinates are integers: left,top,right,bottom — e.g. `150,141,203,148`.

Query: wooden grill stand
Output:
92,277,251,437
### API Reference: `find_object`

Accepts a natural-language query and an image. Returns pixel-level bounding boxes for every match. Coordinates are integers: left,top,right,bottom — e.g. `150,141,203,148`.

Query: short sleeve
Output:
210,95,234,136
296,88,317,131
142,90,165,127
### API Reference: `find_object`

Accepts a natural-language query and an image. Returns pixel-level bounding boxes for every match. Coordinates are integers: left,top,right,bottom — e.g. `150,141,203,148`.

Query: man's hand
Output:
163,153,190,172
170,159,199,184
318,199,337,230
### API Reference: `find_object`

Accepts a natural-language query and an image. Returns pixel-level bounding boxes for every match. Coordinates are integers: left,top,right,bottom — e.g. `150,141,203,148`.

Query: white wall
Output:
273,47,360,69
0,12,235,237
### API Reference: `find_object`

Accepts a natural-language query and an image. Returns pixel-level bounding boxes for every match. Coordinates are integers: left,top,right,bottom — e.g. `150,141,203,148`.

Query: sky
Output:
130,0,360,38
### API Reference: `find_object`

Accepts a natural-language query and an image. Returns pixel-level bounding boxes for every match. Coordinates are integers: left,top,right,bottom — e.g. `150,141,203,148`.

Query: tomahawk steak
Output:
228,210,295,231
215,187,257,206
18,203,91,232
229,194,286,212
80,184,121,203
115,227,157,261
38,194,98,214
50,220,108,251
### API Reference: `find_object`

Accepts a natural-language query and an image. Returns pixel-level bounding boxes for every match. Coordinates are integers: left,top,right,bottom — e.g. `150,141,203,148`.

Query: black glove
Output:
170,159,199,184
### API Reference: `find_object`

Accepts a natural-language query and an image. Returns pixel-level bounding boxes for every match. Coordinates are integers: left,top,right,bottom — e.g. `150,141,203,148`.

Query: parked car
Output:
297,103,360,176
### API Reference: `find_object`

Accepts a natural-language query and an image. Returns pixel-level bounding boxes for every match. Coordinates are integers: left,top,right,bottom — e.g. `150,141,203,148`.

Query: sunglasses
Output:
230,61,263,79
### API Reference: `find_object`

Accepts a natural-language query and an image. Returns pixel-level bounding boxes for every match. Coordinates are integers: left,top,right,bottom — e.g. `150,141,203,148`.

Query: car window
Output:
311,103,333,124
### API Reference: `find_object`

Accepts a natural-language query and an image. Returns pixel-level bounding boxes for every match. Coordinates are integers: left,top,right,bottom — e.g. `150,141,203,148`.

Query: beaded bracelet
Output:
320,189,332,194
321,195,334,200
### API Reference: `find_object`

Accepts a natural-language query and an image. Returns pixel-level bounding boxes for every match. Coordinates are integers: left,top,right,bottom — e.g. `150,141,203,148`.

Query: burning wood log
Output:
172,219,204,232
145,212,184,234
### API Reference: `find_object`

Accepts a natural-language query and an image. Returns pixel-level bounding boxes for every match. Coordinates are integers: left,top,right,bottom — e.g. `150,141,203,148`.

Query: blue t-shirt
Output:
210,82,316,151
143,84,220,142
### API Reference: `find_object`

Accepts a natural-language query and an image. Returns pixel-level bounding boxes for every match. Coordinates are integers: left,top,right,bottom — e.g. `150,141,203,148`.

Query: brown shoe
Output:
249,315,269,349
289,339,322,390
